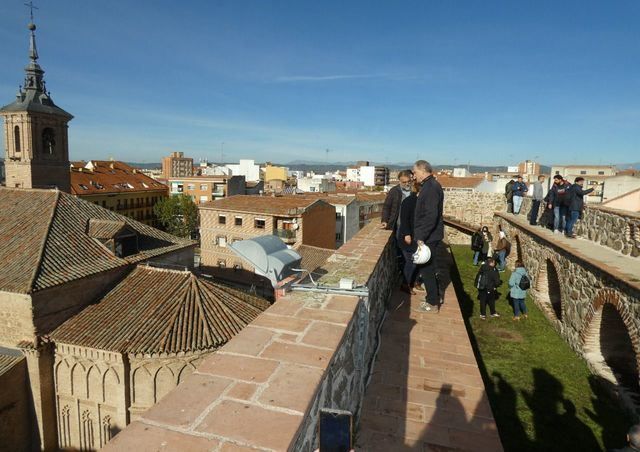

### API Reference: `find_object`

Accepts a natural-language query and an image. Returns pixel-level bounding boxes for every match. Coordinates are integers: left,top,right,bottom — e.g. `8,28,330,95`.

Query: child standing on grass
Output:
509,260,531,321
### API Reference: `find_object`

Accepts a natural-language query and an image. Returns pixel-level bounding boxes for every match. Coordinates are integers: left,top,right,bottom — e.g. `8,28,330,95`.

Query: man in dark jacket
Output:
545,175,572,234
511,176,528,215
380,170,413,231
565,177,594,238
611,424,640,452
505,178,515,213
412,160,444,311
475,258,502,319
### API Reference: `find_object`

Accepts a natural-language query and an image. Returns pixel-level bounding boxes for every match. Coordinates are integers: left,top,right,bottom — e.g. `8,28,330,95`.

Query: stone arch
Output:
55,359,71,395
70,362,86,397
154,367,175,403
86,365,102,401
582,289,640,396
103,368,121,405
513,234,523,263
14,125,21,153
177,363,196,384
534,258,563,321
132,366,153,407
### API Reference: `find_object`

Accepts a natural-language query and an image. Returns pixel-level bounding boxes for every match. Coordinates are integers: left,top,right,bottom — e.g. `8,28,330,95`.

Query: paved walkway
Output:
496,212,640,291
356,249,503,451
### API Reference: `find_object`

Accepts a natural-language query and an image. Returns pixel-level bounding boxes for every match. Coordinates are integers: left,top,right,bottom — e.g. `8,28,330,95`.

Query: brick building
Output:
199,195,336,270
167,175,246,204
70,160,168,226
162,151,194,178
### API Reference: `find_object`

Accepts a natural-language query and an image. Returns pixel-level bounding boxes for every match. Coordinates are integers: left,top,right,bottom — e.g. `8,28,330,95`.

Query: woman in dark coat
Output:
397,182,419,294
475,257,502,319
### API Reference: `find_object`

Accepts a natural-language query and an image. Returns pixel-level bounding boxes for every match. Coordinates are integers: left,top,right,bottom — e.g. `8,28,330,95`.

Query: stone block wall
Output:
104,222,397,451
0,357,30,452
443,191,505,228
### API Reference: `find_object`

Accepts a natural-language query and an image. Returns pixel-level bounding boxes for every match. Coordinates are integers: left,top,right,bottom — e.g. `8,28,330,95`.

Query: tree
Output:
153,194,199,238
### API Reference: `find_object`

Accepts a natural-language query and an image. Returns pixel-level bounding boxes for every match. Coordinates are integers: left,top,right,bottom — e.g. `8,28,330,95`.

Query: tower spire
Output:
22,1,46,94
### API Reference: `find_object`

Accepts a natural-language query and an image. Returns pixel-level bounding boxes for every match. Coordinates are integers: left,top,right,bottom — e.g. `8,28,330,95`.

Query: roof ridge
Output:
190,277,214,348
155,273,195,352
27,190,61,294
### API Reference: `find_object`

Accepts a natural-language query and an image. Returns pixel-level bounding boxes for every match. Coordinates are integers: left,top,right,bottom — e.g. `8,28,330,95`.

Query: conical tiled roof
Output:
50,266,270,355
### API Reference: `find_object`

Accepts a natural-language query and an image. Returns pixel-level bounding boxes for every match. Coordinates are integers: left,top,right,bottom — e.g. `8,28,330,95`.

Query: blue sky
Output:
0,0,638,166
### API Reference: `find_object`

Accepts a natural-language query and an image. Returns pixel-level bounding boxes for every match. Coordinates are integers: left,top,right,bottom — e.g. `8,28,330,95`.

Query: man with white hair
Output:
412,160,444,311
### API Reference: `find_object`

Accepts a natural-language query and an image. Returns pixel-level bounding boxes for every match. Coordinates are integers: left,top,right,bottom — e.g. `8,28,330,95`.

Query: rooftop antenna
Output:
25,1,38,22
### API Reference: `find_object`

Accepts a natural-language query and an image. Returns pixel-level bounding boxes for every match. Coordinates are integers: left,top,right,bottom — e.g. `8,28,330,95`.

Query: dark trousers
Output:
418,241,440,305
529,200,541,225
479,290,497,315
507,200,513,214
401,248,417,286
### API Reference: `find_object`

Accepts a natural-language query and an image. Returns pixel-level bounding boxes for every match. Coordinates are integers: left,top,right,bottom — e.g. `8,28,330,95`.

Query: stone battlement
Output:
104,222,398,450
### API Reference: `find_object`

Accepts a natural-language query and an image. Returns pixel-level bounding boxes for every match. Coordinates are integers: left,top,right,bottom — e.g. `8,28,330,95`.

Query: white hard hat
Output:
413,243,431,265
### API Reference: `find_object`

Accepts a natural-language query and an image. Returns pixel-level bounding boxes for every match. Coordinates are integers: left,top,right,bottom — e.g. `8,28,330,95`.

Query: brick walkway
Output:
357,250,503,451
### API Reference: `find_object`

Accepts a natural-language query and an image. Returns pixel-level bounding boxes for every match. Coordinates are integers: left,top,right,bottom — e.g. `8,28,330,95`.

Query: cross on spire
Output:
24,1,38,22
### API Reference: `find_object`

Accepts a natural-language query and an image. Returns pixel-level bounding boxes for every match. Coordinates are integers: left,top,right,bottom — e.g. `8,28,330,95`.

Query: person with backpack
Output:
565,177,594,238
546,174,572,234
475,257,502,320
511,176,528,215
471,228,484,266
480,226,493,262
494,230,511,272
505,178,515,214
509,260,531,321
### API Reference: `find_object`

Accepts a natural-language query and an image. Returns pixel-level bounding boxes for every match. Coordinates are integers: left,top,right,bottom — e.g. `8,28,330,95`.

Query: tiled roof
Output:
50,266,270,355
296,245,335,274
87,219,128,239
0,188,194,294
436,176,484,189
70,160,167,195
199,195,323,216
0,348,25,376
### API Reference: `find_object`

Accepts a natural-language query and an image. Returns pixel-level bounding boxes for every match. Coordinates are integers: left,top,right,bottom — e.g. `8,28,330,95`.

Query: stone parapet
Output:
103,222,397,451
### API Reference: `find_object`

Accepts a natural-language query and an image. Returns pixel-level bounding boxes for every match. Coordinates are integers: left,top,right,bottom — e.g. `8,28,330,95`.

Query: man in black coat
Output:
412,160,444,311
565,177,594,238
380,170,413,231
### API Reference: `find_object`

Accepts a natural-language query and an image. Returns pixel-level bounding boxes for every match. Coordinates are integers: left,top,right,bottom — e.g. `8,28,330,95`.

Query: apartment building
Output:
551,165,617,203
162,151,194,178
345,163,389,187
199,195,336,270
70,161,168,226
167,175,247,204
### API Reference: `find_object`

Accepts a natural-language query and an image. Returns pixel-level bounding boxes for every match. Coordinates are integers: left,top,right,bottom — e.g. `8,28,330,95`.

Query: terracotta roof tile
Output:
296,245,335,274
87,219,128,239
70,160,167,195
50,266,270,355
199,195,323,216
0,188,194,294
0,348,24,376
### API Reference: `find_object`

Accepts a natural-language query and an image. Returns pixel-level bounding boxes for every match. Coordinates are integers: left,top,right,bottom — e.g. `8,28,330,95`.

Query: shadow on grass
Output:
448,247,630,452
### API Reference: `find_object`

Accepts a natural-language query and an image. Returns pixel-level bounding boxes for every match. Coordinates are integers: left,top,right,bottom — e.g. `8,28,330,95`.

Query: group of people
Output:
507,174,594,238
471,226,530,320
380,160,444,312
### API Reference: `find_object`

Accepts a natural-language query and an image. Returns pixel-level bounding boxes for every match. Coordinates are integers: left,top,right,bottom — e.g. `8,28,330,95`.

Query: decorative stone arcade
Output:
496,214,640,415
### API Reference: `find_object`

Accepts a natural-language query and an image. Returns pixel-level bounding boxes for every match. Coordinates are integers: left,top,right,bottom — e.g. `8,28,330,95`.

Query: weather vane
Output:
24,1,38,22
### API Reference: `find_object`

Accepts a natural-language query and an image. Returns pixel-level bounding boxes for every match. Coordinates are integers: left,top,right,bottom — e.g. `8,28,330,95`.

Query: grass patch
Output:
449,245,632,452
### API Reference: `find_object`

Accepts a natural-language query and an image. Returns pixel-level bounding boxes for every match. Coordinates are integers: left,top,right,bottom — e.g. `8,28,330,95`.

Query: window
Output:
187,184,195,190
235,216,243,226
200,184,208,191
199,195,208,203
42,127,56,155
216,236,227,247
555,171,560,175
598,171,605,175
336,212,342,219
255,219,266,229
218,215,226,225
14,125,21,153
102,201,107,208
580,170,587,175
217,259,226,268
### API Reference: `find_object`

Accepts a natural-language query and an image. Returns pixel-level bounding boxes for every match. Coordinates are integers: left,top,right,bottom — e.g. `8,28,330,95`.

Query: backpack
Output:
519,273,531,290
475,269,487,290
471,232,483,251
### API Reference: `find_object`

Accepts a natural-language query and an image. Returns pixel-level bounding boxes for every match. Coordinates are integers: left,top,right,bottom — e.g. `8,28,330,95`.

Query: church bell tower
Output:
0,12,73,192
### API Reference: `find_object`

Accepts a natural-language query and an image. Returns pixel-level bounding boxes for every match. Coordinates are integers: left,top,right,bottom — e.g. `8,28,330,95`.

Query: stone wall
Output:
443,191,505,228
104,222,397,451
520,197,640,257
496,213,640,416
0,356,30,452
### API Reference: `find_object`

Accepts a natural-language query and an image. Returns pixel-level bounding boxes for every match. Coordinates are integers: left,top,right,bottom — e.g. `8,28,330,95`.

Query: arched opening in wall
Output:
14,125,21,153
514,235,523,263
584,303,640,395
535,259,563,321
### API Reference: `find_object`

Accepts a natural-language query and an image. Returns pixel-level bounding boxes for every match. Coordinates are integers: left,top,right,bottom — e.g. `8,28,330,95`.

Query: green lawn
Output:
449,245,632,452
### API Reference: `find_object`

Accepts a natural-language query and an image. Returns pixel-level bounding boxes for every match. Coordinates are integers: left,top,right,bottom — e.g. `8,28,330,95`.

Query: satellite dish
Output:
229,235,302,288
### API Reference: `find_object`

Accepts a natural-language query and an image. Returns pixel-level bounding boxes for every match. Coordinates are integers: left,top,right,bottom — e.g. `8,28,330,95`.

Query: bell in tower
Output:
0,9,73,192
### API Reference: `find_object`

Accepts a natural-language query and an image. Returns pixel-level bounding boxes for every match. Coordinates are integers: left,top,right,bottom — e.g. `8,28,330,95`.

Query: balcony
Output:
275,228,297,243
